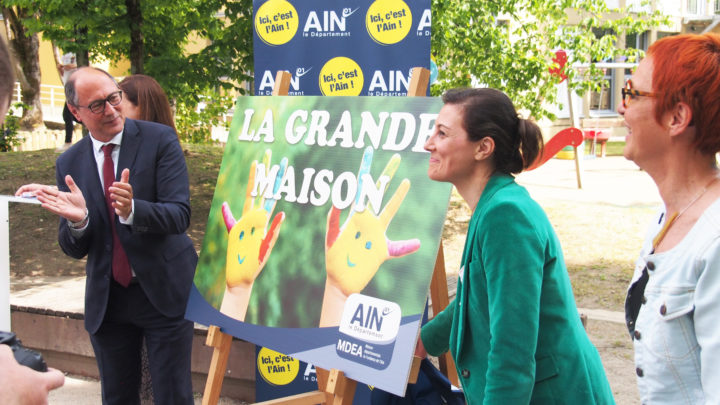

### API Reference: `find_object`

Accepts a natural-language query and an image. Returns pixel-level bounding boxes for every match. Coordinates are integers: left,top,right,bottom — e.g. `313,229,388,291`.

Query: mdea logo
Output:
336,294,401,370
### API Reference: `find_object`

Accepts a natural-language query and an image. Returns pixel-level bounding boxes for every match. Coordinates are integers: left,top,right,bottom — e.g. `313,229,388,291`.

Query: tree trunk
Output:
125,0,144,74
74,26,90,68
2,6,43,130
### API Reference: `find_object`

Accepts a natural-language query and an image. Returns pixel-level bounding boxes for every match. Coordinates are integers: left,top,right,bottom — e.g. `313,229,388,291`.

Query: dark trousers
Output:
89,281,194,405
62,103,75,143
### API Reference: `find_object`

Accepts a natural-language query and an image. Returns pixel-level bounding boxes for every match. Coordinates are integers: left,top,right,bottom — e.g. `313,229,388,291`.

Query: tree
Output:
3,0,667,140
2,6,42,129
430,0,668,119
2,0,254,142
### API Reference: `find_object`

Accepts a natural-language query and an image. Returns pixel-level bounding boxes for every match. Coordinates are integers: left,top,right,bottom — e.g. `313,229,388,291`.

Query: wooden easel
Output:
201,68,458,405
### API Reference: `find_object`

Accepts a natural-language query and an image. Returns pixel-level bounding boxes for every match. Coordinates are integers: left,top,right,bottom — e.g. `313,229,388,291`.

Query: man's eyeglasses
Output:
621,80,657,108
73,90,123,114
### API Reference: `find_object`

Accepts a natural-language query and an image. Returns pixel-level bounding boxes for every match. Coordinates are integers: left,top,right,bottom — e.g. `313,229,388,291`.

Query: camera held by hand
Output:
0,330,48,372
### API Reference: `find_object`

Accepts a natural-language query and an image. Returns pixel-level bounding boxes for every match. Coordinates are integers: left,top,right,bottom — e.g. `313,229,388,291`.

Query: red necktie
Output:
102,144,132,287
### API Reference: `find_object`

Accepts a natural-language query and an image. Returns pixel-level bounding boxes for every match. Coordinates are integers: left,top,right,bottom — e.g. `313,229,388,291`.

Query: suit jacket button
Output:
633,330,642,340
461,369,470,378
636,367,644,377
660,304,667,315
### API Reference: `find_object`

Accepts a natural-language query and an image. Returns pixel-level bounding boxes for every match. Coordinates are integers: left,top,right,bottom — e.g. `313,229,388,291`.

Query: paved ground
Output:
48,375,244,404
17,153,656,404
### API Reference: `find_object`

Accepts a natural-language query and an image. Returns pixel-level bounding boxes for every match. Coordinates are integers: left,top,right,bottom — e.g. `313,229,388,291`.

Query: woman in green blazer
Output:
418,88,614,404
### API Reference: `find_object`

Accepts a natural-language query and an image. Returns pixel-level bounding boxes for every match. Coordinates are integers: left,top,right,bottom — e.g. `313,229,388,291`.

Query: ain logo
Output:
350,303,389,331
303,8,357,33
257,71,300,92
368,69,413,93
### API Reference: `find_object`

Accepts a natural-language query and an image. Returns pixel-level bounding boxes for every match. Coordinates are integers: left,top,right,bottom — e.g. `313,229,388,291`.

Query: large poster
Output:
186,96,450,395
253,0,431,96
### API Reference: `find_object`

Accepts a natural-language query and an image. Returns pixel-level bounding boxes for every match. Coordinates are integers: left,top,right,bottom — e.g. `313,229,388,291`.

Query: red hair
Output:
648,33,720,153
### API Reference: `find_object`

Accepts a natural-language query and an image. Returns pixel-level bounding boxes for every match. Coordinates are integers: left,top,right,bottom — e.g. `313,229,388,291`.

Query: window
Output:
715,0,720,14
589,28,617,114
626,31,649,51
686,0,705,14
589,72,613,112
624,31,649,77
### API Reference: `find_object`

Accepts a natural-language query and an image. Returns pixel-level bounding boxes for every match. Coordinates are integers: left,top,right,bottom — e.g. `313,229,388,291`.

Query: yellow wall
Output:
187,32,211,55
108,59,131,78
39,33,62,86
1,28,132,87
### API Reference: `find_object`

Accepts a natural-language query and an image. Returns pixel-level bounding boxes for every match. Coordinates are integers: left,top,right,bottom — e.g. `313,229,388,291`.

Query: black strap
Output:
626,213,665,336
625,266,648,336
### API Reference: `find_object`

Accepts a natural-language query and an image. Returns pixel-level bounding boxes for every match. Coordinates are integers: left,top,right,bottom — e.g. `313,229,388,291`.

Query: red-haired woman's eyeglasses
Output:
621,80,657,108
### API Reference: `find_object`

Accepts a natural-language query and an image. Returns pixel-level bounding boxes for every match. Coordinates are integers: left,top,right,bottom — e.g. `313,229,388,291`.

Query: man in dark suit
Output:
18,67,197,404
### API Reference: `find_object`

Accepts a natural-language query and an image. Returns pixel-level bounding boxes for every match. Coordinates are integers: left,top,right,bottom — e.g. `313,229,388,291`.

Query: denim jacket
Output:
628,199,720,404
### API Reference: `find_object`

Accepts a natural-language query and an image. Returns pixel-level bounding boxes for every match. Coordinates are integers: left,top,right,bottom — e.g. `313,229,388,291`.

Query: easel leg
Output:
202,326,233,405
429,242,460,387
326,369,357,405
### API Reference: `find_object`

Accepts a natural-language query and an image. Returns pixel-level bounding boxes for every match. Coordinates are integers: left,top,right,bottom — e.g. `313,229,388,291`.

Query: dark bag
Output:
370,358,466,405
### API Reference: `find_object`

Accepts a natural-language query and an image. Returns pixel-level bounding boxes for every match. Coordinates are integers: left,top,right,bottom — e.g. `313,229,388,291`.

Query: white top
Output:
60,53,76,66
629,198,720,404
60,53,76,83
89,131,123,189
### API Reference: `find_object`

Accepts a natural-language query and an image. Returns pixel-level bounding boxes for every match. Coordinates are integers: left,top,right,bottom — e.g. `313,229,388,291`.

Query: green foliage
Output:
2,0,671,138
2,0,254,142
0,103,26,152
175,91,234,144
431,0,669,119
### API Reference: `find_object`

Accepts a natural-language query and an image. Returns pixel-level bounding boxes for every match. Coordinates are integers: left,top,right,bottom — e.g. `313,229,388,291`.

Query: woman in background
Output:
621,33,720,404
57,52,77,152
118,74,176,131
417,88,614,404
119,73,180,403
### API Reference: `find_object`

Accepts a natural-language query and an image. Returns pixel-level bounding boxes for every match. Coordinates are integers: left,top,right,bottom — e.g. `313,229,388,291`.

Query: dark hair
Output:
0,37,14,112
648,33,720,154
442,88,544,174
119,74,176,131
64,66,118,106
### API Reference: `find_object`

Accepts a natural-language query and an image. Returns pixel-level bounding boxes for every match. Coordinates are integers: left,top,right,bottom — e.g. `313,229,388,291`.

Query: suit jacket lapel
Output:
118,119,141,176
80,137,111,227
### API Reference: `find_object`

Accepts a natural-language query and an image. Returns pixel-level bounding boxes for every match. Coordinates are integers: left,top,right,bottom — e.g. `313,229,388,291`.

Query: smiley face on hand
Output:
325,147,420,296
222,150,287,288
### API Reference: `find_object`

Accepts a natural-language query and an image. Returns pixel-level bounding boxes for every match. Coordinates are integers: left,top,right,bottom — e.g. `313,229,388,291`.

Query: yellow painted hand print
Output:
325,147,420,296
222,150,287,288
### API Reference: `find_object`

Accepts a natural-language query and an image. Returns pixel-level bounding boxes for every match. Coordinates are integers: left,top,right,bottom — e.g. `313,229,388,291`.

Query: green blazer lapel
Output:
455,174,515,356
459,174,515,268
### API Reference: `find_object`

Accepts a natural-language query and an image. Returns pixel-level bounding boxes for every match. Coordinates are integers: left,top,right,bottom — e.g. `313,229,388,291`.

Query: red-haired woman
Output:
621,33,720,404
